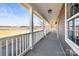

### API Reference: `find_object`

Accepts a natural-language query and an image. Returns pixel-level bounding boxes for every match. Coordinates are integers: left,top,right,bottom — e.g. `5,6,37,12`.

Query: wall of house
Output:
56,4,77,56
67,3,71,19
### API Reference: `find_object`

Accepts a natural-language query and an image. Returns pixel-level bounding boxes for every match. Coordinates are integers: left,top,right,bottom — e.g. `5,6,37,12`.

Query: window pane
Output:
75,18,79,30
68,20,75,42
75,18,79,45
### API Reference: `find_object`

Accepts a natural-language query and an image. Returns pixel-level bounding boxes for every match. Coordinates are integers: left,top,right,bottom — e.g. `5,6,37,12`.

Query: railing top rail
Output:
33,30,43,33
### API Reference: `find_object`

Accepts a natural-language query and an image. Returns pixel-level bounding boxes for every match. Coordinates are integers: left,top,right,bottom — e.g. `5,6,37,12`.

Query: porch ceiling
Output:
29,3,63,23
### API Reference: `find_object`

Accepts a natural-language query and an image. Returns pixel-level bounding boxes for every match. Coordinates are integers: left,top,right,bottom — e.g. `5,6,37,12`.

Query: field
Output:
0,29,30,37
0,26,30,38
0,26,42,38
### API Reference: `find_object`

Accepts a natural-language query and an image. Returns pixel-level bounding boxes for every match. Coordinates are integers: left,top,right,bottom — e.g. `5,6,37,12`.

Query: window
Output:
68,17,79,45
70,3,79,17
33,14,43,32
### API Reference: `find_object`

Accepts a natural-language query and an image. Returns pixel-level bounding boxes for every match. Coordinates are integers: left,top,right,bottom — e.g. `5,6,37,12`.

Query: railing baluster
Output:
26,35,28,49
24,35,25,50
23,35,25,51
19,36,22,54
27,34,29,49
23,36,25,51
25,35,26,50
0,40,2,56
16,37,18,56
22,35,24,52
11,39,14,56
26,35,27,49
34,33,35,44
27,35,28,49
6,40,9,56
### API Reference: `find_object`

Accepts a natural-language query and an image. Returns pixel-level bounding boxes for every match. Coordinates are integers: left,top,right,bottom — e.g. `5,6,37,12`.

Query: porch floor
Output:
25,31,65,56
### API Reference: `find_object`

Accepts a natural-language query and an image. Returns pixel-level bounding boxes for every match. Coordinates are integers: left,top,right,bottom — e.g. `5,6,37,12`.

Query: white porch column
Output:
65,3,68,40
29,7,33,49
43,20,46,36
42,19,44,36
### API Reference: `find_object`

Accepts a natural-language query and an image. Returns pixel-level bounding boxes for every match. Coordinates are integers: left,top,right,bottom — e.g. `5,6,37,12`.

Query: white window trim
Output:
65,38,79,55
65,4,79,55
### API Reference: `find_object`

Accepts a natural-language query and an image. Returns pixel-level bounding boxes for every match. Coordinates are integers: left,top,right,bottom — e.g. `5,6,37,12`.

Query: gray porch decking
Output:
25,31,65,56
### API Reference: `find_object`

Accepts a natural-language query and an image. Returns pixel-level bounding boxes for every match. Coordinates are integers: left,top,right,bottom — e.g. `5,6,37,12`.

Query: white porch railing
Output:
33,30,44,45
0,30,49,56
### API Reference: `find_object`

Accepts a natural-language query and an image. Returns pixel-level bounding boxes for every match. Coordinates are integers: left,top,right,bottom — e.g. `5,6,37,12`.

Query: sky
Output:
0,3,43,26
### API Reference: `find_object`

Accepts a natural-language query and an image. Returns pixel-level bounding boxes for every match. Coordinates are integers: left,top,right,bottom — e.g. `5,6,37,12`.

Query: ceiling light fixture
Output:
48,9,52,14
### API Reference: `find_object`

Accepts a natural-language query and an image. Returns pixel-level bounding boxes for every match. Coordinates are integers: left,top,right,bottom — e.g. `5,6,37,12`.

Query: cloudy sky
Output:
0,3,42,26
